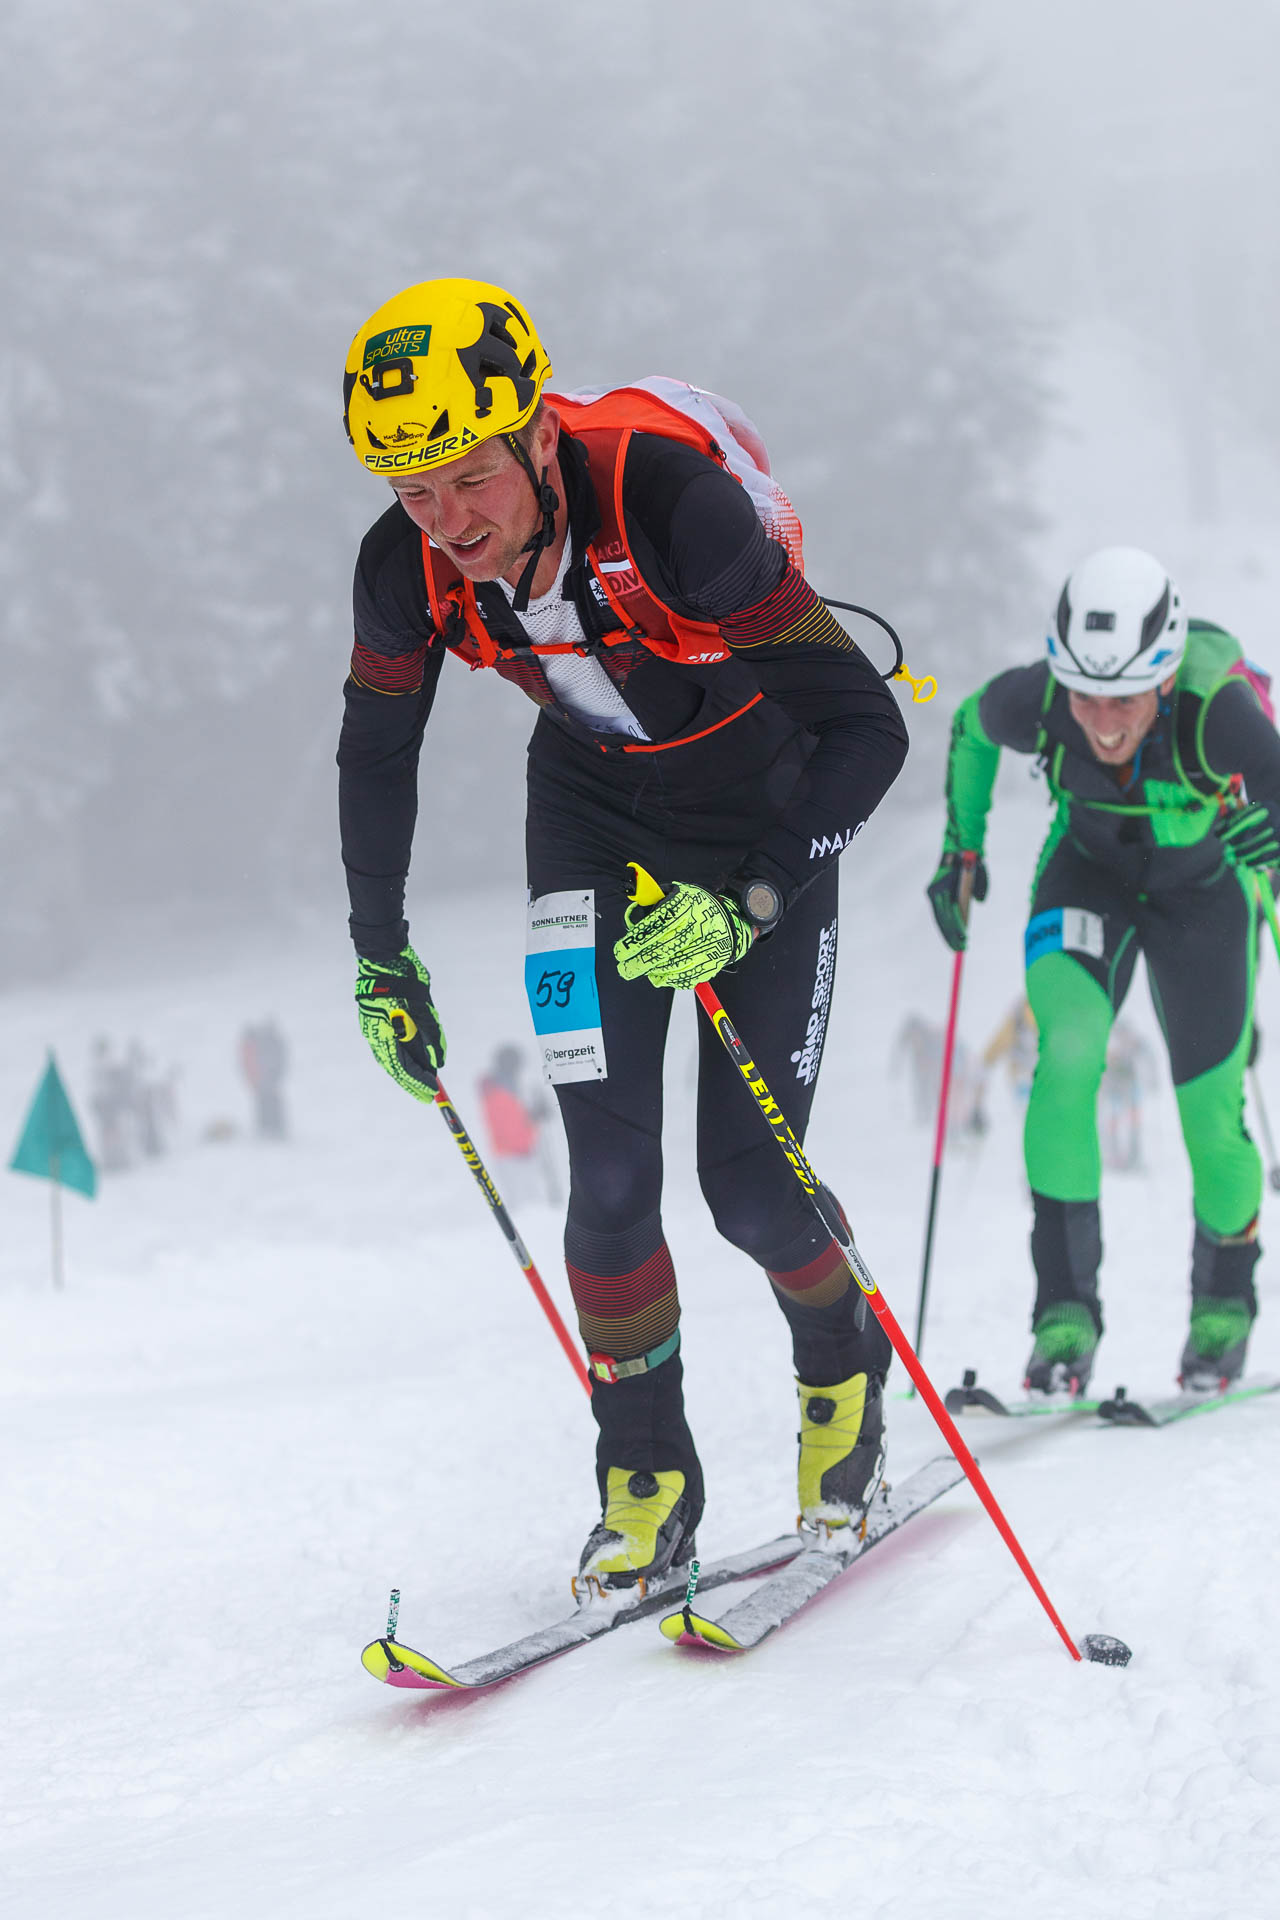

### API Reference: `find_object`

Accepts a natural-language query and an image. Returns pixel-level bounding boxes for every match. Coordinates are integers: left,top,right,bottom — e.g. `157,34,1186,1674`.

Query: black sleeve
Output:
976,661,1052,753
1201,679,1280,823
337,502,446,956
718,595,909,904
622,434,908,904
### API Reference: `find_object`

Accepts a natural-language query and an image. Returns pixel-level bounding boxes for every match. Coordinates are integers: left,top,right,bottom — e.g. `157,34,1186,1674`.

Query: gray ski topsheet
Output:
666,1455,965,1653
362,1528,806,1691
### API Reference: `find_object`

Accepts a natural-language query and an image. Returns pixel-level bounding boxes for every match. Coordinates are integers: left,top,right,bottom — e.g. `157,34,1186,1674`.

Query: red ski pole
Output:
430,1076,590,1395
912,849,979,1373
623,866,1129,1665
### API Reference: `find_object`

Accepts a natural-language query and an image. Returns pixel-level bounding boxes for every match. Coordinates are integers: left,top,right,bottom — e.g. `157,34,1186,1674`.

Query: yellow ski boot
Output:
573,1468,696,1599
796,1370,886,1534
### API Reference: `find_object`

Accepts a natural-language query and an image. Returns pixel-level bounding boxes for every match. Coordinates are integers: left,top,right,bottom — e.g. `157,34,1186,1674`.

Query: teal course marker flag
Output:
9,1052,97,1289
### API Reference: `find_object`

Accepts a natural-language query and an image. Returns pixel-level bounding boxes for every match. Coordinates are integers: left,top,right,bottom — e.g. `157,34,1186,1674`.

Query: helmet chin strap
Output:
504,433,560,614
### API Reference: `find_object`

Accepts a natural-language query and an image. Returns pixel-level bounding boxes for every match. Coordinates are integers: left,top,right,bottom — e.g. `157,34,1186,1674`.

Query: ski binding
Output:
943,1367,1101,1419
1097,1374,1280,1428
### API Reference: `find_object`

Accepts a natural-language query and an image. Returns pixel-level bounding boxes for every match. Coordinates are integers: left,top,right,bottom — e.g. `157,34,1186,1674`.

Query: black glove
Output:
1215,803,1280,872
926,852,989,953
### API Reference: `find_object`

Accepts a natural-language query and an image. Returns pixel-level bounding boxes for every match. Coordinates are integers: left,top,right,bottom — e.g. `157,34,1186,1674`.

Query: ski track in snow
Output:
3,785,1280,1919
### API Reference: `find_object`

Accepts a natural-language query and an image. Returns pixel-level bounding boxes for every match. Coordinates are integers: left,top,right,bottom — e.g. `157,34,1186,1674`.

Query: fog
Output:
2,0,1277,977
6,13,1280,1903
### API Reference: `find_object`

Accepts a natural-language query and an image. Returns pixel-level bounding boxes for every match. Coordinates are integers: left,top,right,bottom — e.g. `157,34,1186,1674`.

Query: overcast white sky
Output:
960,0,1279,307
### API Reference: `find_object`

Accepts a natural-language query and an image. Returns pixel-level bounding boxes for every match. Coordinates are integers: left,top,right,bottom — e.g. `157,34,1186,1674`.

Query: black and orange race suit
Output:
338,419,907,1508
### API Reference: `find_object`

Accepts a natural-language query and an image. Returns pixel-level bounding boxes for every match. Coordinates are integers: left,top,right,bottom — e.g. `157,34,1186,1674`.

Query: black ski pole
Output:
1250,866,1280,1191
911,853,978,1384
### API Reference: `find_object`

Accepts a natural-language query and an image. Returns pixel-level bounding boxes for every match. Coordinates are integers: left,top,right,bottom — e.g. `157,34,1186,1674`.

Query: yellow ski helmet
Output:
343,278,553,476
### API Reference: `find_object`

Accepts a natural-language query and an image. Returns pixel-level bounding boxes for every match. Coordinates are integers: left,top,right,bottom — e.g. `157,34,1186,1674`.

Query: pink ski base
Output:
383,1666,455,1691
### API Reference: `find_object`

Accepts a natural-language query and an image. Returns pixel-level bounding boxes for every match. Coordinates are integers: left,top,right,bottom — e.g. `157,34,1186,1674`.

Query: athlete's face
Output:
388,409,561,587
1068,677,1175,764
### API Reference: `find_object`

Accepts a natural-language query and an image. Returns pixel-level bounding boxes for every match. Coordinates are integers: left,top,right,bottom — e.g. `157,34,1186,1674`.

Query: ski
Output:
943,1368,1102,1420
1097,1374,1280,1428
658,1455,965,1654
361,1529,807,1693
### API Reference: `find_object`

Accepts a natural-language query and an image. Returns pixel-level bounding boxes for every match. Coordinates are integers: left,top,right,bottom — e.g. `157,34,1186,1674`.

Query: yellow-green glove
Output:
614,883,753,990
355,946,444,1101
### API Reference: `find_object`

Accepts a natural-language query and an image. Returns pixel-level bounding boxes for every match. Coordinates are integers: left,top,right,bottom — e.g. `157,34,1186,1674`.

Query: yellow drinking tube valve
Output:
893,663,937,703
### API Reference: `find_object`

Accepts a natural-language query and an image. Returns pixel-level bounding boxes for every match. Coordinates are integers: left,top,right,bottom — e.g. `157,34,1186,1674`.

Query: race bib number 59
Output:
525,889,608,1083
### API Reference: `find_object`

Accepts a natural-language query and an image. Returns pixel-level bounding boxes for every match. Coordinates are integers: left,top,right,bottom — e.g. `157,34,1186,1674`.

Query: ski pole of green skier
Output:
1247,1065,1280,1192
625,866,1087,1662
912,849,979,1377
1249,869,1280,1190
1225,777,1280,962
427,1070,590,1394
1221,789,1280,1191
1255,866,1280,972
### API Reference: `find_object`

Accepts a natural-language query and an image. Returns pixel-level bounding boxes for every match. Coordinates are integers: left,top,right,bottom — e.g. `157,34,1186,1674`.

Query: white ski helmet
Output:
1046,547,1187,694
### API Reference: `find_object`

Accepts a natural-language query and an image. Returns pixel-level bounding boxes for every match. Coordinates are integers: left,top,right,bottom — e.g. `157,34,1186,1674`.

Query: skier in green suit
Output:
928,546,1280,1394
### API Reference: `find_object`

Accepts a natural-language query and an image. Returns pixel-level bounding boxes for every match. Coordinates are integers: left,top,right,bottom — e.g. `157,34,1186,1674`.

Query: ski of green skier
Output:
1097,1376,1280,1428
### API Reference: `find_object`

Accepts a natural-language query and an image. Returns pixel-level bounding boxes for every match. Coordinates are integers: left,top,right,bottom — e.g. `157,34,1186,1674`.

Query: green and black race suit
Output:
940,623,1280,1331
942,625,1280,889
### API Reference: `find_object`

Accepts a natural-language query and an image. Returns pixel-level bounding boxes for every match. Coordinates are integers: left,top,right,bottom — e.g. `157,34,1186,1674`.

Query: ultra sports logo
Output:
362,324,431,369
790,918,838,1086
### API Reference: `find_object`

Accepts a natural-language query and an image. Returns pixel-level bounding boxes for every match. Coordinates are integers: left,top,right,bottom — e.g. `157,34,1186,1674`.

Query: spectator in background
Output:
126,1042,170,1158
478,1044,559,1205
1100,1021,1156,1173
890,1013,984,1144
240,1019,289,1140
891,1014,944,1128
982,995,1039,1107
89,1038,133,1173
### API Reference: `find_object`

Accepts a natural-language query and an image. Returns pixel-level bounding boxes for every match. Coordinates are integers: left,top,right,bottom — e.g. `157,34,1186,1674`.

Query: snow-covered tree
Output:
0,0,1044,971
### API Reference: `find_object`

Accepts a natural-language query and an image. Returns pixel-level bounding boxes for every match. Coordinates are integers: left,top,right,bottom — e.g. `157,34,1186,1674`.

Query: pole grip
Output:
955,846,980,927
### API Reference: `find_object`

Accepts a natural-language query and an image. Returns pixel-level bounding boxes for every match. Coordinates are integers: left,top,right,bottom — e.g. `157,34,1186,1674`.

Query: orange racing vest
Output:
420,381,804,676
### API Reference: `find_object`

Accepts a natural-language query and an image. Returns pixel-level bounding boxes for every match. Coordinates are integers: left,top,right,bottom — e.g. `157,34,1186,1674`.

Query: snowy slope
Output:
3,775,1279,1920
